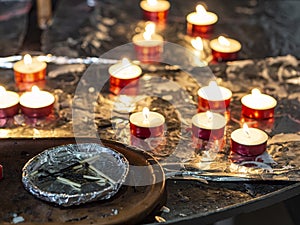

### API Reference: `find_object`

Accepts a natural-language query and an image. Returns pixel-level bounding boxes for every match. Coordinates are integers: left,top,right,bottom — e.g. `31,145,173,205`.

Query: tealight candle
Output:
198,81,232,112
231,123,268,156
192,111,226,140
241,88,277,119
20,86,55,117
210,36,242,62
129,107,165,138
132,22,164,63
140,0,170,22
13,54,47,84
186,4,218,38
109,58,142,95
0,86,20,118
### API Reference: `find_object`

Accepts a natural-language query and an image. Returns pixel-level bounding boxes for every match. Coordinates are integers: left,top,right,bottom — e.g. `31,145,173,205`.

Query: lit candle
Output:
0,86,20,118
129,107,165,138
132,22,164,62
186,4,218,38
191,37,205,59
140,0,170,22
210,36,242,62
13,54,47,84
20,86,55,117
198,81,232,112
192,111,226,140
241,88,277,119
109,58,142,95
231,123,268,156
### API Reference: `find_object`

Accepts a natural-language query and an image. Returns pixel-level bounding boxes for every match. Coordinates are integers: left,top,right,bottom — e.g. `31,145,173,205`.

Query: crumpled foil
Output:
22,143,129,206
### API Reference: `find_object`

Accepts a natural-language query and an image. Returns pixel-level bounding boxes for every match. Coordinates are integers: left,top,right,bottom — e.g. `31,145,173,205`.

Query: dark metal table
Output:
0,0,300,224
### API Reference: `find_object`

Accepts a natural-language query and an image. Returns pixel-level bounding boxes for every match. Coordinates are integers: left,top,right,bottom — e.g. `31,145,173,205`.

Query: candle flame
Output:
218,36,230,47
208,81,218,87
121,58,131,66
196,4,207,16
31,85,40,93
191,37,203,51
243,123,250,137
147,0,157,6
143,107,150,123
24,54,32,65
0,86,6,95
143,22,156,40
251,88,261,96
206,111,213,120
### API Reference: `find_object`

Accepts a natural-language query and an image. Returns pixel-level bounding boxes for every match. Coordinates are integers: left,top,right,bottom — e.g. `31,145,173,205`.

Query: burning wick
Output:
143,22,155,40
206,111,213,121
24,54,32,65
218,36,231,47
196,4,207,17
191,37,204,51
143,107,150,124
243,123,251,138
147,0,157,6
251,88,261,96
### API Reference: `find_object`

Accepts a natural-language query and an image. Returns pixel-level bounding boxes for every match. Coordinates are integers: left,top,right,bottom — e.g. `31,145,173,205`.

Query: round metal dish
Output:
22,143,129,206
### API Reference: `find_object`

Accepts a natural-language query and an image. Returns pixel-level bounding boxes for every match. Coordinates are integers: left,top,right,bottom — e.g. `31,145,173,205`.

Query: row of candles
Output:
137,0,242,62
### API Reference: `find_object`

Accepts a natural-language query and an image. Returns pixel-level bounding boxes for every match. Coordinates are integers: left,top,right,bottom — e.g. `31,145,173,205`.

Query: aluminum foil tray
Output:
22,143,129,207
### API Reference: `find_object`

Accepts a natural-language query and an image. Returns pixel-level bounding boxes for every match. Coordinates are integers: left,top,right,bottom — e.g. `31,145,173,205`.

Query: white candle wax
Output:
20,86,55,108
130,110,165,128
140,0,170,12
109,58,142,79
186,5,218,25
241,89,277,110
132,33,163,47
192,111,226,130
13,54,46,74
0,87,19,109
198,81,232,101
210,36,241,53
231,127,268,146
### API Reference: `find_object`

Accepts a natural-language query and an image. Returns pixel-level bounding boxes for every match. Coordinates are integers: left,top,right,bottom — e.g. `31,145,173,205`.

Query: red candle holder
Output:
192,112,226,140
231,126,268,156
129,109,165,139
0,164,3,180
186,5,218,38
241,89,277,119
198,82,232,112
0,88,20,118
210,36,241,62
20,86,55,118
240,115,275,131
133,38,164,63
108,59,142,95
16,79,46,92
192,135,225,152
109,84,139,96
140,0,170,22
13,54,47,83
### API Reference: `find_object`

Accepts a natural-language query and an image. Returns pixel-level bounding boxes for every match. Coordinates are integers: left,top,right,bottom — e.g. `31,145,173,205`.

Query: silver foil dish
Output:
22,143,129,207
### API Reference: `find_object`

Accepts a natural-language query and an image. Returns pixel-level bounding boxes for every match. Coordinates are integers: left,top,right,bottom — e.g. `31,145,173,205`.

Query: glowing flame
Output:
196,4,207,16
209,81,218,87
121,58,131,66
218,36,230,47
24,54,32,65
243,123,250,137
143,107,150,123
147,0,157,6
191,37,203,51
206,111,213,120
31,85,40,93
0,86,6,96
143,22,156,40
251,88,261,96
